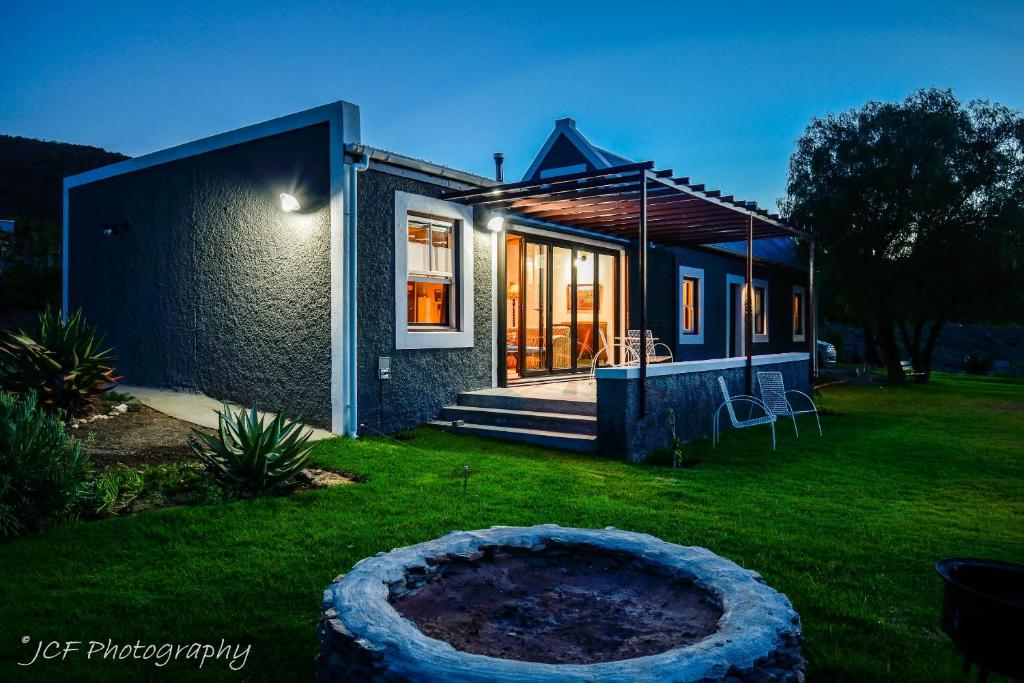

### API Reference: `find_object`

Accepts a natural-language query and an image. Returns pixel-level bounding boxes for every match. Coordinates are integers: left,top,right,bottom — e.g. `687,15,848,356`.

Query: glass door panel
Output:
503,232,620,383
574,250,597,370
597,252,617,366
551,246,573,371
505,234,523,380
523,241,547,374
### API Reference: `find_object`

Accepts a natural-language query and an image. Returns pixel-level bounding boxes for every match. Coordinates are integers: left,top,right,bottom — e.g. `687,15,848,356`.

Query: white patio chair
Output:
626,329,674,364
713,376,777,450
589,328,631,381
756,371,822,437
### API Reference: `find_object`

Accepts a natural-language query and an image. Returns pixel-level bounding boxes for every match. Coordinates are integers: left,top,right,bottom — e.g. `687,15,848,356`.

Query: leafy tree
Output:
783,89,1024,382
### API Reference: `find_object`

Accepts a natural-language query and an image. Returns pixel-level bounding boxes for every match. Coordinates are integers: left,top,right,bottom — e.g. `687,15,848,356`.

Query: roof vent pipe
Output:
493,152,504,182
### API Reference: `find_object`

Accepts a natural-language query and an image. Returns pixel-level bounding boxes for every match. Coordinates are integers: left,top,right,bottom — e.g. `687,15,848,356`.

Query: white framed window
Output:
407,215,455,328
678,266,704,344
792,285,807,342
394,191,474,349
753,282,768,340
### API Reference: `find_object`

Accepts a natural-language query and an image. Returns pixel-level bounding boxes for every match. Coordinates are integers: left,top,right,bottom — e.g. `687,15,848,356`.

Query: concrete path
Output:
119,385,337,441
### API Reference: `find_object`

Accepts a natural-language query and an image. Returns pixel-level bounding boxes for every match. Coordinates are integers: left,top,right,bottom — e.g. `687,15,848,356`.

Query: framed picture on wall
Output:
568,284,602,311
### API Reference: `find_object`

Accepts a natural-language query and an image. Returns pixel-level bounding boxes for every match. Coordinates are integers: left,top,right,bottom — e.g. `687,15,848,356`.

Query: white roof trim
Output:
347,143,494,188
64,100,361,189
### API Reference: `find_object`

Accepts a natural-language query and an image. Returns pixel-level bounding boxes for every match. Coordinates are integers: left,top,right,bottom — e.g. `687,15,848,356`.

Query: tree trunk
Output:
917,319,946,382
877,319,906,384
863,324,881,366
898,319,926,379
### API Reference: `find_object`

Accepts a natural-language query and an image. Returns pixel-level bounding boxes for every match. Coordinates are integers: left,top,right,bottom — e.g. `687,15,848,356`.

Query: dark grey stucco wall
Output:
629,244,811,362
68,123,333,426
356,169,493,434
597,358,811,462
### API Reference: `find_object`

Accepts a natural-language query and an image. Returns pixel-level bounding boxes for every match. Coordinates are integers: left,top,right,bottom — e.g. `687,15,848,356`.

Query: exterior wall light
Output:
487,216,505,232
280,193,300,212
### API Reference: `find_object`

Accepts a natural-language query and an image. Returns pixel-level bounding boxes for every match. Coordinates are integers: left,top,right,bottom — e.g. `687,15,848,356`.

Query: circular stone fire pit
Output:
318,525,805,681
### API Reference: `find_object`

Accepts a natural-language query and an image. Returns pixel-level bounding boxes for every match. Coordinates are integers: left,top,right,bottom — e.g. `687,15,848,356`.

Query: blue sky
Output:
3,1,1022,210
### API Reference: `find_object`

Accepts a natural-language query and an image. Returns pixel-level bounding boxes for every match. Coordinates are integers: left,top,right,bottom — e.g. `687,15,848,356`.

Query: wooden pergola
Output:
442,161,816,415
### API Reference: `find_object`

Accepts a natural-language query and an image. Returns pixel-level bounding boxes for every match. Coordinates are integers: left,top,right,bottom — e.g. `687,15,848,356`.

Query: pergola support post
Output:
745,214,754,395
638,171,649,418
809,236,817,381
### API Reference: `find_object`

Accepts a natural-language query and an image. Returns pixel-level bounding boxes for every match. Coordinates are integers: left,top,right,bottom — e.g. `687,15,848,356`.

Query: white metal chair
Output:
756,371,822,437
589,328,631,381
625,329,674,365
713,376,777,450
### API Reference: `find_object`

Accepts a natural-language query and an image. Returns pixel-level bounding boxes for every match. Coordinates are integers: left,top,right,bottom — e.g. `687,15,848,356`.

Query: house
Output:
64,101,814,461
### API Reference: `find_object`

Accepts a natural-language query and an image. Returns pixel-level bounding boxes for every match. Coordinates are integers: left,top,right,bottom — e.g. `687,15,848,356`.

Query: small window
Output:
406,215,456,328
682,277,700,334
678,266,704,344
792,286,807,341
753,285,767,336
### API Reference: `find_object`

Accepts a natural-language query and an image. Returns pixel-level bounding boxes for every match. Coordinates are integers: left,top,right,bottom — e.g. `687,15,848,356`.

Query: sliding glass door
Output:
503,232,619,383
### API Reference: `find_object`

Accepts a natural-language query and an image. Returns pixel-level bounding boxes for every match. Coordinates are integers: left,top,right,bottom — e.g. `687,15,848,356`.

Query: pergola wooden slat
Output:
441,162,816,416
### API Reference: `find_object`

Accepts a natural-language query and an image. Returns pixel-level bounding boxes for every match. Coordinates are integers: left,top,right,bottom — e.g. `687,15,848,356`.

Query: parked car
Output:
816,339,837,366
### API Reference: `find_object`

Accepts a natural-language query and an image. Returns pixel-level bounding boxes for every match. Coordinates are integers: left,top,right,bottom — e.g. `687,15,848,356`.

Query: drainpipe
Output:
344,150,370,436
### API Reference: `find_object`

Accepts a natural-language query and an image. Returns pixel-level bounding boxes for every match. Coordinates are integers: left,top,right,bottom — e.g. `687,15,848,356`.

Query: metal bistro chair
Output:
756,371,822,437
625,329,674,365
713,376,777,450
588,328,631,381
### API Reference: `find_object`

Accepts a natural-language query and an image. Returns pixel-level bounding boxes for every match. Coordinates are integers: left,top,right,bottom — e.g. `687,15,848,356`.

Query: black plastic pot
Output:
936,558,1024,681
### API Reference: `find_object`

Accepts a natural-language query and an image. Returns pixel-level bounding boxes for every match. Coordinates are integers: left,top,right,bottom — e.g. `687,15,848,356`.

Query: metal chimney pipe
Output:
493,152,504,182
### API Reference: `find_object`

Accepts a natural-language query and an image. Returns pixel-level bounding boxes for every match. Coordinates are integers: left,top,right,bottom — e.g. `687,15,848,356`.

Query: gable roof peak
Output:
522,116,631,180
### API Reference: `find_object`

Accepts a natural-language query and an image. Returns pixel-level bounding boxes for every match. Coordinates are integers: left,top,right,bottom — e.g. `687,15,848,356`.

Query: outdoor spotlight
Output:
487,216,505,232
280,193,300,212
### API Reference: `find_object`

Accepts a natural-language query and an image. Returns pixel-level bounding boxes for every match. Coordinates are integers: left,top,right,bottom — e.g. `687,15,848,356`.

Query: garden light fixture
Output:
280,193,300,212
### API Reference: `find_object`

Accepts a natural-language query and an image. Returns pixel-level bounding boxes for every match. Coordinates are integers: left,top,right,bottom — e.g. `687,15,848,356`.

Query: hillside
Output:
0,135,128,224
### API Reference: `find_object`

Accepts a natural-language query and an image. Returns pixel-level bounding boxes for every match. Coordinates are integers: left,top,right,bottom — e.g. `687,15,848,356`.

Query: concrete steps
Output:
432,389,597,453
455,390,597,416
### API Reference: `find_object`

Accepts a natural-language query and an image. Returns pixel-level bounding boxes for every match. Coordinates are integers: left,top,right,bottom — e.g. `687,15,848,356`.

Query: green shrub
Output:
0,391,90,537
0,307,121,414
139,461,226,506
189,404,315,494
77,462,227,518
77,467,145,517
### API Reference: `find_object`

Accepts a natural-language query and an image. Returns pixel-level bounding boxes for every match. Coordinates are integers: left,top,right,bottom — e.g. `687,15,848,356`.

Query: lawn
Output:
1,373,1022,681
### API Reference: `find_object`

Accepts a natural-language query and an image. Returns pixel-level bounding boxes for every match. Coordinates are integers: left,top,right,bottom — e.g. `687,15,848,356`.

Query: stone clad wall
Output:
597,355,810,462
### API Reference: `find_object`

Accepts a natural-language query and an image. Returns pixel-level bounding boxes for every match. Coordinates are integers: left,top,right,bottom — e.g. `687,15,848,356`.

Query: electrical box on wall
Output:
378,356,391,381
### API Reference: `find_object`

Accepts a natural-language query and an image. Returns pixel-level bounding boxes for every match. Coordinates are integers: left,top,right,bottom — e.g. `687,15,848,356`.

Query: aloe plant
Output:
0,307,121,414
190,404,315,493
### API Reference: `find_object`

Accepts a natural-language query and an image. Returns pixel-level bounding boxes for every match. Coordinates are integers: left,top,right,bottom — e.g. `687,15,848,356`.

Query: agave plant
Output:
0,307,121,414
190,404,316,493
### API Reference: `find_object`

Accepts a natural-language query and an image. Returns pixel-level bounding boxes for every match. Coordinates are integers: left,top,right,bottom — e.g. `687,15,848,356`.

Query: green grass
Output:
2,373,1022,681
